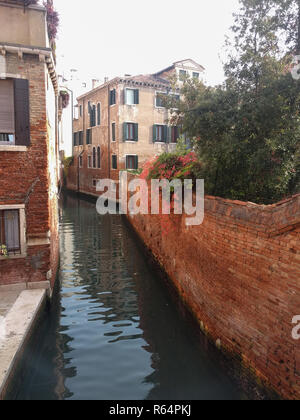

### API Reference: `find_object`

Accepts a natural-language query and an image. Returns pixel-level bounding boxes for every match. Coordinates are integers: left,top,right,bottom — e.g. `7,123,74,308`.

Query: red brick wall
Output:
127,186,300,400
0,53,59,288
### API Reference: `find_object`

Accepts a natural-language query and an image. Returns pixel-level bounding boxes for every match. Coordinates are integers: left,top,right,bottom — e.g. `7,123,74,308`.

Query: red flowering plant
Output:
139,148,203,236
146,151,202,185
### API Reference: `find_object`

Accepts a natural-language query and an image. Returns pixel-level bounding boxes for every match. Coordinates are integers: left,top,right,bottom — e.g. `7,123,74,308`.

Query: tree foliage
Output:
166,0,300,204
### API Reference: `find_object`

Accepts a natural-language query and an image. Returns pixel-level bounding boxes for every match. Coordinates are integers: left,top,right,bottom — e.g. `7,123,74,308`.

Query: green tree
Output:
166,0,300,204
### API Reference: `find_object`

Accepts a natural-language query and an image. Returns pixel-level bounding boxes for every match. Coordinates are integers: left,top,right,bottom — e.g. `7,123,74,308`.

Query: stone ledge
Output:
0,146,28,152
0,289,46,400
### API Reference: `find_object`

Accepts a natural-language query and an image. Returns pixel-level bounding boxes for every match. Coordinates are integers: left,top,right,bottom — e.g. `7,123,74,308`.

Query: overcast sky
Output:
55,0,241,88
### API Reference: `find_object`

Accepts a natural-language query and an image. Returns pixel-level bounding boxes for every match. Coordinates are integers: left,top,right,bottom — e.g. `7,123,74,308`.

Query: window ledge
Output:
0,254,27,261
0,145,28,152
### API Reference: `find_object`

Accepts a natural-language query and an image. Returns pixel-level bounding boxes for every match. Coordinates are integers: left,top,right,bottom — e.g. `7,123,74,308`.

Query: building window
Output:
193,72,200,80
79,105,82,117
155,92,167,108
171,126,179,143
153,125,168,143
97,103,101,125
179,70,187,81
0,79,30,147
93,147,96,168
123,122,138,141
0,209,21,255
73,132,78,147
125,88,139,105
88,155,92,168
112,155,118,170
110,89,116,106
126,155,138,170
89,104,96,127
112,123,116,142
97,146,101,169
86,129,92,145
79,131,83,145
79,155,83,168
92,179,98,188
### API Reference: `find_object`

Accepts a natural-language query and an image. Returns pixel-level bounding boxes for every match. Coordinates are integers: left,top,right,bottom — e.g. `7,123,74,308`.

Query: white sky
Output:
55,0,241,89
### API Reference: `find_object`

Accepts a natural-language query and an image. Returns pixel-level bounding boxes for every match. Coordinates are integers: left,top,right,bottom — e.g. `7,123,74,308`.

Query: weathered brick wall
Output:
127,188,300,400
0,53,59,288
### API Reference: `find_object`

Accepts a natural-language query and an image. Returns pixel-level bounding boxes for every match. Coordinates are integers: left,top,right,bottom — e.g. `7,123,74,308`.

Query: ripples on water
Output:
12,194,250,400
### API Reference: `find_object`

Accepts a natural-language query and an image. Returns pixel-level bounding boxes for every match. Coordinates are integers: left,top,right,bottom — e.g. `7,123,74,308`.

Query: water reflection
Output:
13,193,250,400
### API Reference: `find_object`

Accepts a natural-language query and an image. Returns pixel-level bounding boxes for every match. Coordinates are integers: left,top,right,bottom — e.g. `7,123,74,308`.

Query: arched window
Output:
97,146,101,169
93,147,96,168
97,103,101,126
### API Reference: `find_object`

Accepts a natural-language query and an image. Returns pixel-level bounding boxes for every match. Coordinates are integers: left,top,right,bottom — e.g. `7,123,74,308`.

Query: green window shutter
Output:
134,89,139,105
123,123,128,141
124,89,127,105
112,155,117,169
163,125,168,143
134,156,138,170
125,155,129,169
112,123,116,141
167,126,171,144
153,125,157,142
97,103,101,125
134,123,138,141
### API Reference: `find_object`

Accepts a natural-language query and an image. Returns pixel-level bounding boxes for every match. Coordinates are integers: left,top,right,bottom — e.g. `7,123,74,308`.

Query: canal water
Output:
11,194,258,400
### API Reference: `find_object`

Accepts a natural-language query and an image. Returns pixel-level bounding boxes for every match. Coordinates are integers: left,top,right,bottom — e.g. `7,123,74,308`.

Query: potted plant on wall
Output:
0,245,8,258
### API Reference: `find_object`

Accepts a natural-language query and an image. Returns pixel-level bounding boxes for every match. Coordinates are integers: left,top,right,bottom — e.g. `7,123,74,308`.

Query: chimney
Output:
92,79,99,89
104,77,109,83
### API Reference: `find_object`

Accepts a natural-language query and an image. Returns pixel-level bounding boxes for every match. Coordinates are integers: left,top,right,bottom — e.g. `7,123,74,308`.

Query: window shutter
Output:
134,155,138,170
167,126,171,143
0,80,15,135
153,125,157,142
14,79,30,146
111,89,116,105
123,123,127,141
112,123,116,141
134,123,138,141
125,155,129,169
163,125,168,143
134,89,139,105
124,89,127,105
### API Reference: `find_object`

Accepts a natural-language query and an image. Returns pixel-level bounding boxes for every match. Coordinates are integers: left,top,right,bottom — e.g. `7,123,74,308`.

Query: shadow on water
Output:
9,193,276,400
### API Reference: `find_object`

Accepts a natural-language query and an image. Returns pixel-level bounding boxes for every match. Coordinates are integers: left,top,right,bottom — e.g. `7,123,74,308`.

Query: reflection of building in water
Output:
61,194,141,324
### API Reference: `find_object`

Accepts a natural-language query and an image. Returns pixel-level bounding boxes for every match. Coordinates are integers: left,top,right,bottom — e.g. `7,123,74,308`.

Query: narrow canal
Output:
11,194,258,400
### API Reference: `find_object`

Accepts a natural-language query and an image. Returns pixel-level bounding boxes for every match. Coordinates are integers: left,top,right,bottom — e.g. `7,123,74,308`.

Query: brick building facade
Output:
67,60,204,198
0,0,60,289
